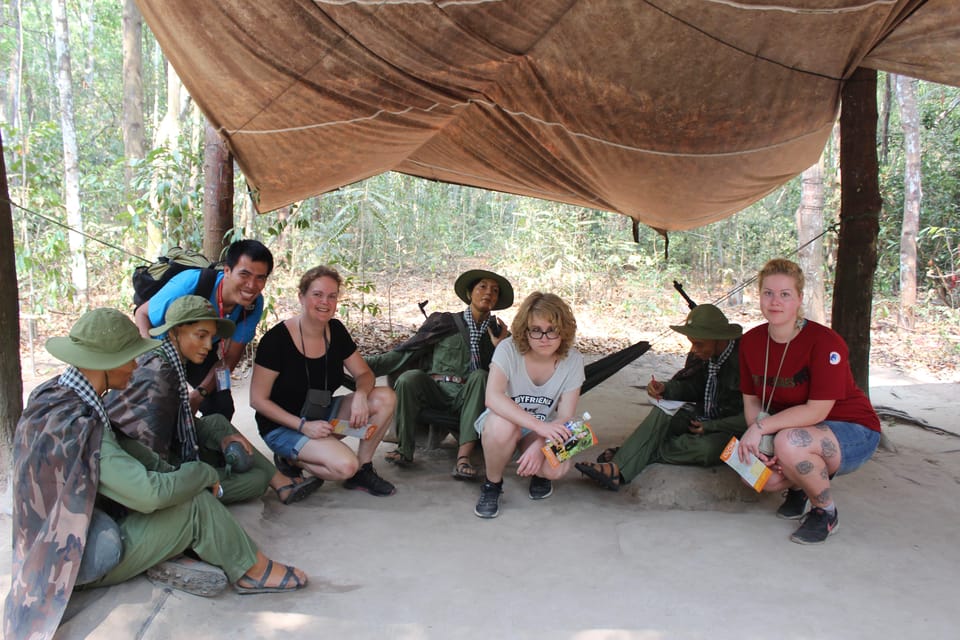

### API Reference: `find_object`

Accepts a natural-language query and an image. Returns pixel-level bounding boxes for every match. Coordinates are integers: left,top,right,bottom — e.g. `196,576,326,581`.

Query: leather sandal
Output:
451,455,477,481
234,559,307,594
384,449,413,467
596,447,619,463
274,476,322,505
274,452,302,479
575,461,622,491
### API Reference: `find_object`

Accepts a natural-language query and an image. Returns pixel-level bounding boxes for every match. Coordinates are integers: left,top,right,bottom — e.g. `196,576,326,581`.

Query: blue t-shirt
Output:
146,270,263,344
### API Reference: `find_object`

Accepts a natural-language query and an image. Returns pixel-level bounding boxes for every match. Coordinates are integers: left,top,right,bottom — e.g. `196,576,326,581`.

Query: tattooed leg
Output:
776,427,837,509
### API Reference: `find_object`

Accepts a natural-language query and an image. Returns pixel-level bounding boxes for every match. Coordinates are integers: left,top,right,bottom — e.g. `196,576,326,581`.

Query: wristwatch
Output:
196,386,209,398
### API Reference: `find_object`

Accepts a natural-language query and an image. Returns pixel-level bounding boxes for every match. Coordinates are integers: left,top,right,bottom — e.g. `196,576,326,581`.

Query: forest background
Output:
2,0,959,384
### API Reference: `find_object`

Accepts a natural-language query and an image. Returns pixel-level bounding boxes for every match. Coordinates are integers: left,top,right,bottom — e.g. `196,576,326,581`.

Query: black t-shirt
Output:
254,318,357,437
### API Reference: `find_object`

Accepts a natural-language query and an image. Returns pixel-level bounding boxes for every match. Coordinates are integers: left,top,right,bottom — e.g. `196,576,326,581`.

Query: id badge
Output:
215,365,231,391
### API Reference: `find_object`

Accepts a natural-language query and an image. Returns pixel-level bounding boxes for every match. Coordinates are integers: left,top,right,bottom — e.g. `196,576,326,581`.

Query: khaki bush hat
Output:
148,295,236,339
46,308,159,370
669,304,743,340
454,269,514,310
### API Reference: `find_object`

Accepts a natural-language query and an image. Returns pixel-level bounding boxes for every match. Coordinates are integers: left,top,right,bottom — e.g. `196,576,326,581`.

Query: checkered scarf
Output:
159,336,200,462
463,307,490,372
59,366,111,426
702,340,735,419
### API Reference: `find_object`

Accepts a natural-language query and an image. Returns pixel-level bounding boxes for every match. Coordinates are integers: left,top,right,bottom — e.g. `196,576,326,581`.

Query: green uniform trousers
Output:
189,415,274,504
91,491,258,585
614,408,733,483
392,369,487,459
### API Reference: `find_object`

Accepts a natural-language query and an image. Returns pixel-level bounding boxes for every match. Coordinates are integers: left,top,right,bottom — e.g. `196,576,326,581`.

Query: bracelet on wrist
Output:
297,416,306,433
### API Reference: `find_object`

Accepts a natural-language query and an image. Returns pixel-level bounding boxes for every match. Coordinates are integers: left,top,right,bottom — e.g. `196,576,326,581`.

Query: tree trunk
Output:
896,75,921,331
878,72,893,166
3,0,24,130
80,0,96,88
202,121,233,261
0,130,24,494
833,68,881,394
146,60,183,256
121,0,144,194
52,0,88,306
795,158,826,324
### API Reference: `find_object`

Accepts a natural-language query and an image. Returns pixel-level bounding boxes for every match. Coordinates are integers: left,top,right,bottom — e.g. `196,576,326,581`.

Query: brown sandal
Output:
451,456,477,481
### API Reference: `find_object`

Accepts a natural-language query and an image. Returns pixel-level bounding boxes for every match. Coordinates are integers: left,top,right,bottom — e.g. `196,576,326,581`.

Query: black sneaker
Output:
790,507,839,544
528,475,553,500
344,462,396,496
776,488,809,520
475,481,503,518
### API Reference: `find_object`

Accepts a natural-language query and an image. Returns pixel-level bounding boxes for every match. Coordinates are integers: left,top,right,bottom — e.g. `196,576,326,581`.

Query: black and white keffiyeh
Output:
463,307,491,372
160,336,200,462
702,340,736,419
59,366,111,426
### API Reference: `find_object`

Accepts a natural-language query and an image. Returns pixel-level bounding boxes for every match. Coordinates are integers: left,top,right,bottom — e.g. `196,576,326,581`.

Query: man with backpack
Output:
134,239,273,420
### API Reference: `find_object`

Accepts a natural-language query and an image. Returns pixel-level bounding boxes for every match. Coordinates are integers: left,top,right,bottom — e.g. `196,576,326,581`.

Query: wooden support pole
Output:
833,68,882,394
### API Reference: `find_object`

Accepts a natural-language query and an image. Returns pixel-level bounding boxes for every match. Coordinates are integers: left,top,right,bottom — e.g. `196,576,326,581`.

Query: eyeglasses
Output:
526,327,560,340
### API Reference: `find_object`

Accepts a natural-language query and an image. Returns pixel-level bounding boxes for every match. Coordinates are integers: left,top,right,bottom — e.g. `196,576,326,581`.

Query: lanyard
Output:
214,279,232,362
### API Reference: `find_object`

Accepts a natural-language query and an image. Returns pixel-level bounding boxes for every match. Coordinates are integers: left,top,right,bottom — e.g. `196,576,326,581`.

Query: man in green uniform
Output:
5,309,306,640
368,269,513,479
576,304,747,490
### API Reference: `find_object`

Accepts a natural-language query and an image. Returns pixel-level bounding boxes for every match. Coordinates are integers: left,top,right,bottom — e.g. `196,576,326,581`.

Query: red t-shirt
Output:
740,320,881,432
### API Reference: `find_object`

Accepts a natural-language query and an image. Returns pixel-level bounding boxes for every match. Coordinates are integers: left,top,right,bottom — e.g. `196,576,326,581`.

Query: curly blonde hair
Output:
511,292,577,359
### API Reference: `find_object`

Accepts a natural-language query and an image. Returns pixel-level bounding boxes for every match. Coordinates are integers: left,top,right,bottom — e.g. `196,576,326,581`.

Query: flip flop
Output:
234,559,307,595
575,461,622,491
451,455,478,481
274,476,323,505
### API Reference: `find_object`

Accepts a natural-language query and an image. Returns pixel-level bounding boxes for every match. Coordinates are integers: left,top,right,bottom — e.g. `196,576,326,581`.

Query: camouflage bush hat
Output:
669,304,743,340
148,295,236,339
454,269,514,310
46,308,158,370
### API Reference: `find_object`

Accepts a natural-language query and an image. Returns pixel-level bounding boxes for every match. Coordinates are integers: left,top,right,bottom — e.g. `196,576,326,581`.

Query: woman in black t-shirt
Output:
250,266,397,497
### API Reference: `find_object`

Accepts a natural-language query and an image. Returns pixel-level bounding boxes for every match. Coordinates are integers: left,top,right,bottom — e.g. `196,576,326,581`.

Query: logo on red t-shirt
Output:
829,351,842,365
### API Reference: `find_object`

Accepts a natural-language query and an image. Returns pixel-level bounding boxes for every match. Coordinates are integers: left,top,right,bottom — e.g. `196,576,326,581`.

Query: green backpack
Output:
131,247,219,308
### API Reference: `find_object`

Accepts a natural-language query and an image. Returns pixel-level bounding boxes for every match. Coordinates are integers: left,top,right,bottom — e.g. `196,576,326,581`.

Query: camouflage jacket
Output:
365,311,496,379
4,377,103,640
103,349,179,458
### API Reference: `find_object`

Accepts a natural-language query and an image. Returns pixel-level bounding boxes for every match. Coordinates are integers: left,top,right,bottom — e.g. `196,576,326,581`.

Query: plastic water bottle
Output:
542,411,596,467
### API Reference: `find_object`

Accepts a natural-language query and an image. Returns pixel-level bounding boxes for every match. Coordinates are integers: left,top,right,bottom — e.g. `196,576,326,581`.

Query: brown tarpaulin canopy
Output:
136,0,960,230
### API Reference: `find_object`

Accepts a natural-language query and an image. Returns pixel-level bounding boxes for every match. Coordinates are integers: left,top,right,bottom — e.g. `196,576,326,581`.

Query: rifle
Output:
673,281,697,310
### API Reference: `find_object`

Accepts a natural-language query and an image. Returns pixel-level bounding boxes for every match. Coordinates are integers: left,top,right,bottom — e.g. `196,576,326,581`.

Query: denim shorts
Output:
826,421,881,476
474,408,532,439
262,396,343,460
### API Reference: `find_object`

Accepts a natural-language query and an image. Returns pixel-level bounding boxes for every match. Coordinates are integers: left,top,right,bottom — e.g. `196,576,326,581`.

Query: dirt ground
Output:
2,353,959,639
3,268,959,638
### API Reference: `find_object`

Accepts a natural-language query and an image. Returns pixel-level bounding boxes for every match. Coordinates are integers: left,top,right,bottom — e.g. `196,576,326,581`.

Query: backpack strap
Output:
194,268,219,301
451,313,472,345
195,268,251,330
